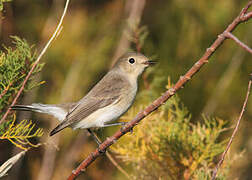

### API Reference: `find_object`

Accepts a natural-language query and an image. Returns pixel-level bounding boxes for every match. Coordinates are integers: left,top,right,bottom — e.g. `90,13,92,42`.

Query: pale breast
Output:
72,84,137,129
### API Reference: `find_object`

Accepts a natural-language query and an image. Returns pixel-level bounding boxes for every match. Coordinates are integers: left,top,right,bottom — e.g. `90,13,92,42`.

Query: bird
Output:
11,52,155,141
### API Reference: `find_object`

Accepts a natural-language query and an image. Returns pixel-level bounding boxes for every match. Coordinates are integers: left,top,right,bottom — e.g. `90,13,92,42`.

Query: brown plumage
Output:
50,73,131,135
11,52,155,136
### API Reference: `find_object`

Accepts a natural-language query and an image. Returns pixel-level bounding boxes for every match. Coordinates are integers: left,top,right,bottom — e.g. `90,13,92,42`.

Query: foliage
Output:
112,81,231,180
0,36,44,150
0,1,251,179
0,36,44,116
0,0,11,11
0,114,43,150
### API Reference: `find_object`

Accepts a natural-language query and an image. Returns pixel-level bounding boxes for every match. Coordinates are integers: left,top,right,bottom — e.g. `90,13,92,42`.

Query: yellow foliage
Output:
112,93,230,179
0,114,43,150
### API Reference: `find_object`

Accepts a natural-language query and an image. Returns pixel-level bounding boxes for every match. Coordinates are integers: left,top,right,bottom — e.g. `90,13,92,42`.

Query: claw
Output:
98,146,106,154
129,127,134,134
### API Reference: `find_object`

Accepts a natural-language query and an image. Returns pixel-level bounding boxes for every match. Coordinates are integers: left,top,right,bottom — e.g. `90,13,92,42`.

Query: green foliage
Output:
0,36,44,149
112,84,231,179
0,118,13,136
0,0,11,11
0,36,44,116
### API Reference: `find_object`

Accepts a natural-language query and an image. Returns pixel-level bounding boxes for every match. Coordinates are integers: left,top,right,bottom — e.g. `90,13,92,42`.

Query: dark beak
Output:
143,60,157,66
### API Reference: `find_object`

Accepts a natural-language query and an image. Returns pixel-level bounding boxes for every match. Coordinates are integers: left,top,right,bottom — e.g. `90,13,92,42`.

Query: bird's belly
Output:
72,98,133,129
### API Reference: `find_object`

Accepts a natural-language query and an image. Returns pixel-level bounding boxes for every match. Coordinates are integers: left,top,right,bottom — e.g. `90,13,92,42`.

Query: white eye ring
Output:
129,58,135,64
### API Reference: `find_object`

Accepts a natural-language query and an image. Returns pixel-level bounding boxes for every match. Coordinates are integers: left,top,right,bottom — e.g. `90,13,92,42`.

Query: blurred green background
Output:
0,0,252,179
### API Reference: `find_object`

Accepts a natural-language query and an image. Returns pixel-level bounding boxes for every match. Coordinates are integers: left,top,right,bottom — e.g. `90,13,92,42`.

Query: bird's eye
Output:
129,58,135,64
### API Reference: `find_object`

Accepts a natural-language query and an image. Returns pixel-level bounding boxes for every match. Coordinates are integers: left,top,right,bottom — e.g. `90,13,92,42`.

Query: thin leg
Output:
87,128,101,145
87,129,106,154
102,122,127,127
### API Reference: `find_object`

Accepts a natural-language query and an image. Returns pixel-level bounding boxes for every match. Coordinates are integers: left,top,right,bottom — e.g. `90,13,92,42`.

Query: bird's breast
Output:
72,84,137,129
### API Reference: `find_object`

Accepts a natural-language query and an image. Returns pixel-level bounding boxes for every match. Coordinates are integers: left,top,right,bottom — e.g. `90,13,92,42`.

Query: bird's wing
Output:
50,73,130,136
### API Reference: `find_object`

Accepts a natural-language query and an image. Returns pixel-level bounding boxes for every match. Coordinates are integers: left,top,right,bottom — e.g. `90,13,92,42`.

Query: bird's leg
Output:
87,129,106,154
104,122,134,133
87,128,101,145
102,122,127,127
119,122,134,134
105,122,134,134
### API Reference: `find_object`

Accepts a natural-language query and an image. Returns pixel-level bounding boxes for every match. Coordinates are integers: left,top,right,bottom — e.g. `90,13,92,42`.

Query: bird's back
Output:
50,70,137,135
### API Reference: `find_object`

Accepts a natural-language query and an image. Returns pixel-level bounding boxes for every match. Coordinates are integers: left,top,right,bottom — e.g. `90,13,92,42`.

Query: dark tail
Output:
11,105,41,112
50,122,69,136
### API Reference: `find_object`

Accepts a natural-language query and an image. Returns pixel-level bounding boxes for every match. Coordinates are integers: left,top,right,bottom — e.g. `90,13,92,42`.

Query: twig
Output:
67,1,252,179
224,32,252,54
0,150,26,178
91,131,131,179
105,152,131,179
211,74,252,180
0,0,71,124
0,82,13,99
36,1,70,180
202,30,251,115
243,11,252,20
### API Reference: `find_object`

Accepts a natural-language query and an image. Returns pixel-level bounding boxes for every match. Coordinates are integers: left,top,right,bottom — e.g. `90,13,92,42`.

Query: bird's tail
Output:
11,103,67,121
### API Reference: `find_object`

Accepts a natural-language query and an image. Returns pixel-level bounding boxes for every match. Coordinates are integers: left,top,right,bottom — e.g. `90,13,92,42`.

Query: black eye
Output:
129,58,135,64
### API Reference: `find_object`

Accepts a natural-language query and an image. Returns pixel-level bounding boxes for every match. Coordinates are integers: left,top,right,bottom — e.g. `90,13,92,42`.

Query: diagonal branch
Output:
211,74,252,180
68,1,252,179
0,0,71,124
224,32,252,54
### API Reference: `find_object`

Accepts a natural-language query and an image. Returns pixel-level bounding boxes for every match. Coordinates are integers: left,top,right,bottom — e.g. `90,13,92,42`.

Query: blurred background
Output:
0,0,252,179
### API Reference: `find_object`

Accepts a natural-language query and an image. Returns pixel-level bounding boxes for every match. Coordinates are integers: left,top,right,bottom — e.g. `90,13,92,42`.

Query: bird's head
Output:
114,52,155,79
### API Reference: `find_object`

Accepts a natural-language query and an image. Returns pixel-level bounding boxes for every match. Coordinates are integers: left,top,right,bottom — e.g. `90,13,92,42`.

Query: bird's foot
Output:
120,122,133,134
97,146,106,154
102,122,127,127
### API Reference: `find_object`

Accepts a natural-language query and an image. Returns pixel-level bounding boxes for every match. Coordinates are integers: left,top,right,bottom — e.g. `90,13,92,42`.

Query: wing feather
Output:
50,72,130,136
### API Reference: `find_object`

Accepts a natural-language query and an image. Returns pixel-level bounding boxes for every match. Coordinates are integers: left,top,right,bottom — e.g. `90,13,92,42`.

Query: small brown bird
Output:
12,52,155,139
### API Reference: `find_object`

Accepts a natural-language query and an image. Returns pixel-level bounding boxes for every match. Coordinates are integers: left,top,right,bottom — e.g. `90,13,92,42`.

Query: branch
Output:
0,0,71,124
92,131,131,179
68,1,252,179
211,74,252,180
0,151,26,178
224,32,252,54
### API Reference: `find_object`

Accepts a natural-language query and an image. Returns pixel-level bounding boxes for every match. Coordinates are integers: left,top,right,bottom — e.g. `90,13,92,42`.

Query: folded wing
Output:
50,73,130,136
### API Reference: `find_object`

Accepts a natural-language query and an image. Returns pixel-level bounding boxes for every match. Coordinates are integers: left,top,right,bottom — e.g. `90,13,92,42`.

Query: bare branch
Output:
105,152,131,180
0,151,26,178
240,1,252,18
0,0,71,124
90,131,131,179
224,32,252,54
211,74,252,180
67,1,252,179
202,38,247,115
242,11,252,20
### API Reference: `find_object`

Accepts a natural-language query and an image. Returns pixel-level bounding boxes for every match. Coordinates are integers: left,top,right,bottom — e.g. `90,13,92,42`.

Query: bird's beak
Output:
142,60,156,66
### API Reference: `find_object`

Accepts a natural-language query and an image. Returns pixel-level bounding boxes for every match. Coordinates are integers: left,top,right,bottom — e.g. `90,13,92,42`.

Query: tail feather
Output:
50,123,69,136
12,103,72,136
11,105,42,112
11,103,67,121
